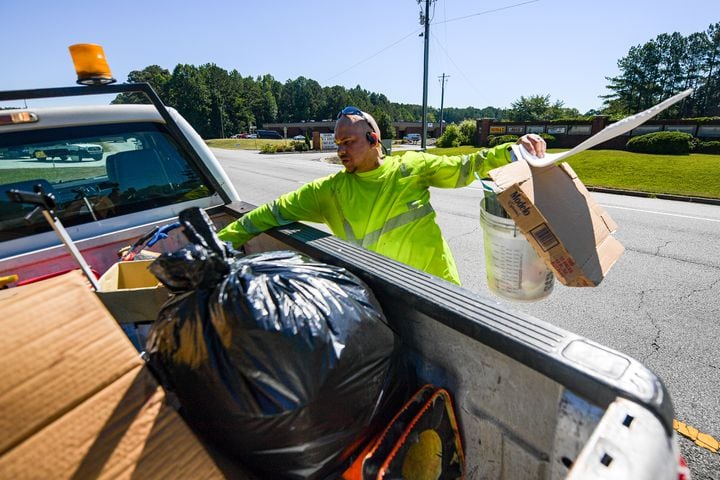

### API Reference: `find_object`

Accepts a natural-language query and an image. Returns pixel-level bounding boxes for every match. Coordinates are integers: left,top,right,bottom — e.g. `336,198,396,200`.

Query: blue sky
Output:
1,0,716,113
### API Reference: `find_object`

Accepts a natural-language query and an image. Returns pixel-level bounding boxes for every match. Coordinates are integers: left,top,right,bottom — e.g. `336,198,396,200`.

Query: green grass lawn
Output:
422,146,720,199
1,166,107,184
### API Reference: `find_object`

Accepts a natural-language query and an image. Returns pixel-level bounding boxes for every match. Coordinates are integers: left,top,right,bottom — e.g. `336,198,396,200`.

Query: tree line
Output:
603,22,720,118
112,22,720,139
111,64,503,139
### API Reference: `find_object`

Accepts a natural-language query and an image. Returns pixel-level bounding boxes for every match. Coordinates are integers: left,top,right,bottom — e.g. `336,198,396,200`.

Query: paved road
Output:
213,148,720,479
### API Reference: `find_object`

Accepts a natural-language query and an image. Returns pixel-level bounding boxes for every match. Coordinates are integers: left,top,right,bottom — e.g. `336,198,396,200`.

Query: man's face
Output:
334,118,379,174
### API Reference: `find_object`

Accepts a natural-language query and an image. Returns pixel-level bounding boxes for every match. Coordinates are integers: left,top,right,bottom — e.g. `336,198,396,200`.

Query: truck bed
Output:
220,202,679,479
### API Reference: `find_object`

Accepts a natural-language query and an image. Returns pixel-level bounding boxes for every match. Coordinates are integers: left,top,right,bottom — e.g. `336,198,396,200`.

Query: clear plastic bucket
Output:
480,197,554,301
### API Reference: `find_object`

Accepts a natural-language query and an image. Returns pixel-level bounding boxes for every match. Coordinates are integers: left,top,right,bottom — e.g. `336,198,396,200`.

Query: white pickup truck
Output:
0,81,688,479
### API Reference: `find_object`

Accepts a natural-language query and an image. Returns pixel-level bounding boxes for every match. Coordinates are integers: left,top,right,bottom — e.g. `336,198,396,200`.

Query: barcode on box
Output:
530,223,559,252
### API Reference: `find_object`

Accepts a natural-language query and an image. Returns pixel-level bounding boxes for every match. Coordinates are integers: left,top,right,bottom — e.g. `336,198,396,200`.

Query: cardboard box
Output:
0,271,227,479
96,259,170,323
488,153,624,287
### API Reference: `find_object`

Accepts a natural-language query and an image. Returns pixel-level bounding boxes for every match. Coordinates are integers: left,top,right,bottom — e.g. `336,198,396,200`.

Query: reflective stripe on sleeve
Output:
270,202,294,226
361,203,434,247
455,154,472,188
239,215,262,235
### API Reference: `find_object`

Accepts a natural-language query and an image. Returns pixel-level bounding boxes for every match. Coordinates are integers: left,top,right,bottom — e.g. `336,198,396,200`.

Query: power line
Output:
427,2,540,108
434,0,540,26
322,0,539,102
430,32,490,105
322,28,422,83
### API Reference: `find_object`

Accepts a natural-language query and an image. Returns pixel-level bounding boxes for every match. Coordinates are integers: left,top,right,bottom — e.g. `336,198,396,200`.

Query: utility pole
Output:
215,92,225,138
438,73,449,136
418,0,433,150
219,101,225,138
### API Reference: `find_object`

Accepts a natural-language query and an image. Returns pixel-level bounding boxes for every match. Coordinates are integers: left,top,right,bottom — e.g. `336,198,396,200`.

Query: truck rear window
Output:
0,122,215,242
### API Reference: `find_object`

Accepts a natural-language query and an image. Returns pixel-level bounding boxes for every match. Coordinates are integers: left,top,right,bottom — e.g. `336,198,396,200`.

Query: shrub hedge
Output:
260,144,276,153
436,124,463,148
695,140,720,154
540,133,556,147
625,131,692,155
487,134,519,147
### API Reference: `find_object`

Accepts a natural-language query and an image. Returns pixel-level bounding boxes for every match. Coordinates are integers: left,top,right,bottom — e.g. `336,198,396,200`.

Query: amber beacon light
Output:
68,43,116,85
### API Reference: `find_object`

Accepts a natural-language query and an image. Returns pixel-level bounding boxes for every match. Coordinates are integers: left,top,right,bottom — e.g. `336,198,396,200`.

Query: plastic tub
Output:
480,198,554,301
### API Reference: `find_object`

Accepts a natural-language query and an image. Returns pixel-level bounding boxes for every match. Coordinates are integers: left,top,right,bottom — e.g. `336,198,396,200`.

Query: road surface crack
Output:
637,290,662,362
655,240,672,256
680,276,720,301
624,246,720,270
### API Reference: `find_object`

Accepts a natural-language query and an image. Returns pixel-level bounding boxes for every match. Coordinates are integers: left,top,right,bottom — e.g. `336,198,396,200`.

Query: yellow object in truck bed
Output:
96,259,170,323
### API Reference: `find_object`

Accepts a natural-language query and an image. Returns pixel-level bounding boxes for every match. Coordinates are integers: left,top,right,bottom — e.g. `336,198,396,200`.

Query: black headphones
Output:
366,132,377,145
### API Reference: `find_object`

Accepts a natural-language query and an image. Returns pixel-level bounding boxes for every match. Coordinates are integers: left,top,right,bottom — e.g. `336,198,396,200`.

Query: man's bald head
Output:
335,108,382,144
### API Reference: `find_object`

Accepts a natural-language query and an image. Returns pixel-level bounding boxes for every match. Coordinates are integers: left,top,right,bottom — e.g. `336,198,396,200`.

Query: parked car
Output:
292,134,305,141
403,133,421,144
29,142,104,161
255,129,282,139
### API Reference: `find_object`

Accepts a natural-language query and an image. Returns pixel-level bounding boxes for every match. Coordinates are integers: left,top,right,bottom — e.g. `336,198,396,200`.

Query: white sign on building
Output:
320,133,337,150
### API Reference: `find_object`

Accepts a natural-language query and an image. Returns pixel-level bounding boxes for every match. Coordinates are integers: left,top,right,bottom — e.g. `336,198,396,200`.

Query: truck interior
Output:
0,123,215,242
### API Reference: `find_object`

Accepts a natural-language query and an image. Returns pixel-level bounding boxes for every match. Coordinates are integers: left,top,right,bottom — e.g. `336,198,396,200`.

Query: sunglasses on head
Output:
337,106,376,133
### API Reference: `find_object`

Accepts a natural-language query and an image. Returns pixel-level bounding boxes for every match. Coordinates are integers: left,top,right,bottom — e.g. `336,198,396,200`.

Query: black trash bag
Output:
145,208,398,479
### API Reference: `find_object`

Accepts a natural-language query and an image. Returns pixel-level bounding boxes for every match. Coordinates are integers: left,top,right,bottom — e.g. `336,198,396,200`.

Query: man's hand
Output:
517,134,546,158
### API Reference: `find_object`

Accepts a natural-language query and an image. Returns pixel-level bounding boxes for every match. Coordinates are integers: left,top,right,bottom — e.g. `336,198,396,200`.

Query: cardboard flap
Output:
489,151,531,190
0,271,227,478
0,271,142,454
559,162,579,180
579,235,625,283
488,156,624,287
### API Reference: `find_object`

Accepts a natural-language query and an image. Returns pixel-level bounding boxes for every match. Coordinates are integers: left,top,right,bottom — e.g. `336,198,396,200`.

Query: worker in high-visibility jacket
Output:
218,107,546,285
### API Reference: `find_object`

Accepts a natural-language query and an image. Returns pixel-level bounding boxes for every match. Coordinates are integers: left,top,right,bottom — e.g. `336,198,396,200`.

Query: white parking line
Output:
601,205,720,223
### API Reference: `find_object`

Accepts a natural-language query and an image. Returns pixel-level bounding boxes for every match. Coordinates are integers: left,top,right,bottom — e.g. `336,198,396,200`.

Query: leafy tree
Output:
702,22,720,113
322,85,350,120
278,76,323,122
373,110,395,140
165,64,212,138
111,65,171,104
199,64,232,138
508,94,571,121
604,22,720,117
436,124,462,147
458,120,477,145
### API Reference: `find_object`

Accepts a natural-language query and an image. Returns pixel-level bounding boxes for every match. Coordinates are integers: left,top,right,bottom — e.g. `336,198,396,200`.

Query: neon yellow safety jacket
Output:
218,144,514,285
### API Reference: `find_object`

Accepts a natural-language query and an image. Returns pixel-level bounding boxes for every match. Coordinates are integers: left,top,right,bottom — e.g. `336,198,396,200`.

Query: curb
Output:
587,186,720,206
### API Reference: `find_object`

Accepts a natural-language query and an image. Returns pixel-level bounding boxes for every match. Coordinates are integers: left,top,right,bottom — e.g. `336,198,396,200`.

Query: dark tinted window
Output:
256,130,282,139
0,122,215,241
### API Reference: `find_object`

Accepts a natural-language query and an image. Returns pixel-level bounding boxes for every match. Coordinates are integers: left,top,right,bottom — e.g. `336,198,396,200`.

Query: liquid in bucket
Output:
480,197,554,301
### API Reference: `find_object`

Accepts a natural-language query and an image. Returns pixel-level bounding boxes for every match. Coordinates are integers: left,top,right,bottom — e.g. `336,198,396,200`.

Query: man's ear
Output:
366,132,378,145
